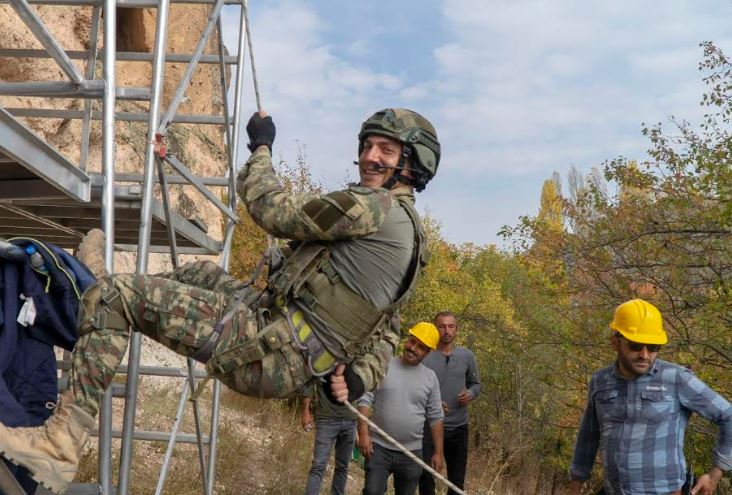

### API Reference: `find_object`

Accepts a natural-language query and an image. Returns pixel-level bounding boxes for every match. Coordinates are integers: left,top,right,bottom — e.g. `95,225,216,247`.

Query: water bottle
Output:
25,244,48,274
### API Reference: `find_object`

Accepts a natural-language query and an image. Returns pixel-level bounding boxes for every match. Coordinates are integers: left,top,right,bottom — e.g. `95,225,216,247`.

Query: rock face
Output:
0,3,229,255
1,5,231,368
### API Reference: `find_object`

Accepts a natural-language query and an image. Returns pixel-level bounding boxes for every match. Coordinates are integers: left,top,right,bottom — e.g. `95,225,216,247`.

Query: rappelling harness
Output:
197,190,427,382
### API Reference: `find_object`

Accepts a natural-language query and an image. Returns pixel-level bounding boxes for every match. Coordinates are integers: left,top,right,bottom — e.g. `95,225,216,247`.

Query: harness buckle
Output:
100,285,120,306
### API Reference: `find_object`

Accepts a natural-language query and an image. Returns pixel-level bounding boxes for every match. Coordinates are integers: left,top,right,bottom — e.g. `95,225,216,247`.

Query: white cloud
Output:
220,0,732,244
428,0,732,180
221,1,407,185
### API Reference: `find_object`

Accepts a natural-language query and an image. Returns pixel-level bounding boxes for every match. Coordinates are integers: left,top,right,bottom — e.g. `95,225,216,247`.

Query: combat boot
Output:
76,228,107,279
0,392,96,494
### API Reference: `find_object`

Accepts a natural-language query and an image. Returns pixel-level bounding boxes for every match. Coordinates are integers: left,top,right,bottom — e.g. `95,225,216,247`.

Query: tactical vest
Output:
268,192,428,373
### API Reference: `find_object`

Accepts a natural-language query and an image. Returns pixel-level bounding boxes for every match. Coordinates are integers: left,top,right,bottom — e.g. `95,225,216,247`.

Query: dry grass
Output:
76,381,600,495
76,382,364,494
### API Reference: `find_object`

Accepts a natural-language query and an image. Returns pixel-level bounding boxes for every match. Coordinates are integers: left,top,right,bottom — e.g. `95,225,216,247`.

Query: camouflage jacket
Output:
236,148,413,390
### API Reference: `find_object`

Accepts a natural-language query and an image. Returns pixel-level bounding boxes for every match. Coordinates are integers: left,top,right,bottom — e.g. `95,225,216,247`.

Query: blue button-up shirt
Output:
570,359,732,495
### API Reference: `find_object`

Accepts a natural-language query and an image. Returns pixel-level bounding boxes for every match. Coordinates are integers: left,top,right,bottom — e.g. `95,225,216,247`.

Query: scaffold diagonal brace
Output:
8,0,86,84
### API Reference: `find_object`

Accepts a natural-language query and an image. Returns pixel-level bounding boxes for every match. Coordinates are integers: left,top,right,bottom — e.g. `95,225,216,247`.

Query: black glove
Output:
246,112,276,152
322,366,365,405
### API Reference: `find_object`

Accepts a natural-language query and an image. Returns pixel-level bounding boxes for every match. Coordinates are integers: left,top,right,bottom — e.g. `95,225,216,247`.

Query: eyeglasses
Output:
615,333,661,353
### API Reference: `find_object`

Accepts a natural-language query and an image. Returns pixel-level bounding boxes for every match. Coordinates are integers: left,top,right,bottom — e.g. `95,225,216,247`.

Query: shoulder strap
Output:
383,195,428,314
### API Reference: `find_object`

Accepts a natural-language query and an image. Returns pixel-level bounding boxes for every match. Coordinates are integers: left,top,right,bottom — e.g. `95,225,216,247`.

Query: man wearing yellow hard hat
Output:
356,322,445,495
568,299,732,495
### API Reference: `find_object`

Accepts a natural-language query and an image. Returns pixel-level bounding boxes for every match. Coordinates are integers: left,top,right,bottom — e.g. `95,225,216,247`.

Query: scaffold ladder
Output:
0,0,256,492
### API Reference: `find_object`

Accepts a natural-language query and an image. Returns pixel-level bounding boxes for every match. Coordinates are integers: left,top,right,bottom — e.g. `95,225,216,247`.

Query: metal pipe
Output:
154,377,192,495
162,154,239,221
157,0,226,133
205,223,235,495
0,461,25,495
8,0,85,84
95,429,211,444
231,2,248,173
80,6,101,172
206,379,222,495
186,359,210,492
156,157,179,262
98,0,117,491
242,0,261,112
117,0,171,490
203,20,239,486
156,162,209,492
0,82,148,99
114,244,218,255
0,80,104,97
115,173,230,186
57,361,209,377
98,389,113,495
0,203,83,237
0,48,237,64
215,16,234,209
6,107,230,124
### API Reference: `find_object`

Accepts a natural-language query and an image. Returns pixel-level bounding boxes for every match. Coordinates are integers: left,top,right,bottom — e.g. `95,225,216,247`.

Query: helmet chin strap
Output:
354,148,413,190
382,147,412,190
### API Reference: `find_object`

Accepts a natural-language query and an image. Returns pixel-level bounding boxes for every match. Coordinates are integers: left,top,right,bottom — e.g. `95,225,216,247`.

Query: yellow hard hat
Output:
609,299,667,345
408,322,440,350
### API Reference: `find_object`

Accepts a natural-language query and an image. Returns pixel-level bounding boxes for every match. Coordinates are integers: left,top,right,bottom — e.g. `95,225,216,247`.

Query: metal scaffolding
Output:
0,0,253,492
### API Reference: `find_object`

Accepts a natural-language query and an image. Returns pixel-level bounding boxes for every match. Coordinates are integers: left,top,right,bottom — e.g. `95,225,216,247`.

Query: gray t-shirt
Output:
421,346,482,429
357,357,443,451
329,197,414,310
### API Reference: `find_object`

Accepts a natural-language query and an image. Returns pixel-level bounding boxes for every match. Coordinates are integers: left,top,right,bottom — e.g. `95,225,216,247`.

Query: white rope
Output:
240,0,274,252
242,0,262,112
342,401,468,495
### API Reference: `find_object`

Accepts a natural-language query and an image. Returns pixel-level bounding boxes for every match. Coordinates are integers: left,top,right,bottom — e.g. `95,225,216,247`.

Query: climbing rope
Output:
242,0,262,112
241,0,277,256
342,401,468,495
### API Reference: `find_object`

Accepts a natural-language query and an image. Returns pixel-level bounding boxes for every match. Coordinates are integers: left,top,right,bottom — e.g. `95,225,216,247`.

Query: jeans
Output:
304,418,357,495
419,424,469,495
363,443,422,495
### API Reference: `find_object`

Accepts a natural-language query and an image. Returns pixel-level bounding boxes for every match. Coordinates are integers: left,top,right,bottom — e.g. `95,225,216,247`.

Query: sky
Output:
221,0,732,247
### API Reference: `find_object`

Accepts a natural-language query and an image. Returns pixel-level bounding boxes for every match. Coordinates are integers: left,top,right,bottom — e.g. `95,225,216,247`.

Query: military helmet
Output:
358,108,440,192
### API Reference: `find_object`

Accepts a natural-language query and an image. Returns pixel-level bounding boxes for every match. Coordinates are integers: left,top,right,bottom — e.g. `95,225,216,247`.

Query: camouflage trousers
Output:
70,261,312,416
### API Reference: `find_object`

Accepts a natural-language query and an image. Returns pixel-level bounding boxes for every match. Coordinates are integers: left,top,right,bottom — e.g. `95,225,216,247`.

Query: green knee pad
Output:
78,276,128,336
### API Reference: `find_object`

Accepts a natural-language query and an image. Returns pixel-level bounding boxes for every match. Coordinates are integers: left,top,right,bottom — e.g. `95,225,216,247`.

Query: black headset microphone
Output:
353,161,384,171
352,161,409,172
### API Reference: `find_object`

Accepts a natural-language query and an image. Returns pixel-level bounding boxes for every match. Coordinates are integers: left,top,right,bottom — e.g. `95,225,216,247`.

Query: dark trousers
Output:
304,418,357,495
363,443,422,495
418,424,469,495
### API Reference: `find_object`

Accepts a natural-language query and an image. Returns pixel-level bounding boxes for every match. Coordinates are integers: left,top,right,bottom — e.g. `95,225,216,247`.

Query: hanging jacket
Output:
0,237,94,492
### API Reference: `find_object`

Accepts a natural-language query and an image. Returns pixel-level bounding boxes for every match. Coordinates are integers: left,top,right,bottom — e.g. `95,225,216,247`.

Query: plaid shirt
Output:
570,359,732,495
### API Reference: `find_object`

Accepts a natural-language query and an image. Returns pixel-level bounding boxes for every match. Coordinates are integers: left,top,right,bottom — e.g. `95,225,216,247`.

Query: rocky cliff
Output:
0,3,229,260
0,3,232,368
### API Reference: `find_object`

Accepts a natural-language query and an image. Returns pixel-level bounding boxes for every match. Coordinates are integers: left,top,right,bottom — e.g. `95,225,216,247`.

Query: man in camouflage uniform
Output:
0,108,441,494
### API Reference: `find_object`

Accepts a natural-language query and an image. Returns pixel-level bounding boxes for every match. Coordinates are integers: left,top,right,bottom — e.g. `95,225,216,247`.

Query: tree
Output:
501,42,732,483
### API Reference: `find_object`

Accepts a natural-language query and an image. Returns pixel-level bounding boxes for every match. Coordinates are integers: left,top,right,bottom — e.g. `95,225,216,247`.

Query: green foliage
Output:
500,41,732,487
223,43,732,489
